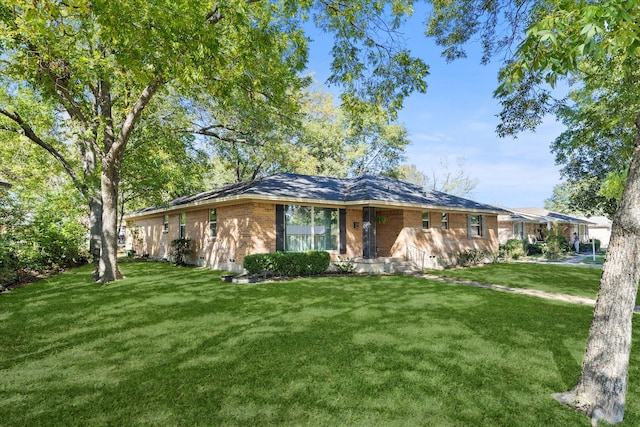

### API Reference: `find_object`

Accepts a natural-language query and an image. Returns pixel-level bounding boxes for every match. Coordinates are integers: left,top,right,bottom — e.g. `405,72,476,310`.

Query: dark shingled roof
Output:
129,173,508,216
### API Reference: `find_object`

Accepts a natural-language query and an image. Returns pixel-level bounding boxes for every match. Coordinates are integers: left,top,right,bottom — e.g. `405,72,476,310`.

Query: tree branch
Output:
0,108,86,195
109,78,163,165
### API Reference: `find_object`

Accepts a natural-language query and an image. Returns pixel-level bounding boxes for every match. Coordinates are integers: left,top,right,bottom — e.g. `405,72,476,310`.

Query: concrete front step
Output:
352,257,424,274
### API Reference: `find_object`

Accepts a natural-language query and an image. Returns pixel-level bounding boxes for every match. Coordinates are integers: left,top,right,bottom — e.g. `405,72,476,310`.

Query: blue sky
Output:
303,9,565,209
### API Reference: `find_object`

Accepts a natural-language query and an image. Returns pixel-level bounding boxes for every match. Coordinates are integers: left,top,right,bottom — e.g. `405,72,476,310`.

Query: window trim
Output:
468,214,485,239
209,208,217,238
422,211,430,229
282,204,339,252
163,214,169,232
441,212,449,230
179,212,186,239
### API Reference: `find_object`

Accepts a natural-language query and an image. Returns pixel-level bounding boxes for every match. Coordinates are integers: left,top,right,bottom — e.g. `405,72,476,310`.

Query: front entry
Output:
362,207,376,259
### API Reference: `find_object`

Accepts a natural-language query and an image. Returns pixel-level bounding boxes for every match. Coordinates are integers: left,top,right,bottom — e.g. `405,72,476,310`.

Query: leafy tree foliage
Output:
193,85,411,181
0,1,429,283
0,182,87,287
425,0,640,423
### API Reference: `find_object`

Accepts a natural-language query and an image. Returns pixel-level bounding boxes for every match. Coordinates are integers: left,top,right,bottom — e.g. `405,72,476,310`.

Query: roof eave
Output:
124,195,507,221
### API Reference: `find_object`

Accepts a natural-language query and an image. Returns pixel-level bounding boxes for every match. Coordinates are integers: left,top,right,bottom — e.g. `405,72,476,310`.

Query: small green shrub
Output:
500,239,527,260
170,238,193,266
243,251,330,277
0,235,19,286
525,243,543,255
333,256,356,273
579,239,601,252
457,249,487,267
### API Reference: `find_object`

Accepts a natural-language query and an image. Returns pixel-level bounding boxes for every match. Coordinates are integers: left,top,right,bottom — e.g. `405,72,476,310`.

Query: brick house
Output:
498,207,592,245
124,173,508,272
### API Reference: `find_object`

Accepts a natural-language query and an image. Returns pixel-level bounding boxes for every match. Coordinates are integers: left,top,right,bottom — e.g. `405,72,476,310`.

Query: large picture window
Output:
284,205,338,252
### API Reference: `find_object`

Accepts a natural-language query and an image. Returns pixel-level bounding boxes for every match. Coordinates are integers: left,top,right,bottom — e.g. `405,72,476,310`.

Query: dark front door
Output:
362,207,376,259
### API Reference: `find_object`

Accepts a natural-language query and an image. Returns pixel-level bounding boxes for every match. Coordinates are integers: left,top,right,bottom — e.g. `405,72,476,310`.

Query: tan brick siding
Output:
127,204,500,270
387,210,499,264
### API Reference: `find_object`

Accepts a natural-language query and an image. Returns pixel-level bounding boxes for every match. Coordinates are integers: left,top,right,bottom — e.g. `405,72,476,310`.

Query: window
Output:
422,212,430,229
179,212,186,239
284,205,338,252
163,214,169,232
513,222,524,240
209,208,217,238
441,212,449,230
469,214,484,237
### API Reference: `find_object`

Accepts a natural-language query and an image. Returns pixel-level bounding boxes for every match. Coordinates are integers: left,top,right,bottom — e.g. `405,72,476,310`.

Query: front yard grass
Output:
2,261,639,426
427,263,602,299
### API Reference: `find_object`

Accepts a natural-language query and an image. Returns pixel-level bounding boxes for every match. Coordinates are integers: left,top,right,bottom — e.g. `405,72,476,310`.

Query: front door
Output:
362,207,376,259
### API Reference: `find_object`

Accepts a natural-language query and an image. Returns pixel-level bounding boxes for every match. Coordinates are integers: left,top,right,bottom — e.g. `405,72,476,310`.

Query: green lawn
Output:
2,261,640,426
427,263,602,299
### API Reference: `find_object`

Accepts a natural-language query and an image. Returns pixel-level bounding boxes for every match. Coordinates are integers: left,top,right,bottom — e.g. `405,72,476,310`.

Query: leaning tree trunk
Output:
554,113,640,426
97,157,123,283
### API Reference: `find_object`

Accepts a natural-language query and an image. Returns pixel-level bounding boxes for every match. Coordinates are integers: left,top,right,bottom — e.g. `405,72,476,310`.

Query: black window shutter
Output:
339,209,347,254
276,204,285,251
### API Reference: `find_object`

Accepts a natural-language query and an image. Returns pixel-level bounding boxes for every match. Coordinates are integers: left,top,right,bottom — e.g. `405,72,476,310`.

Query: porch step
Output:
352,257,426,274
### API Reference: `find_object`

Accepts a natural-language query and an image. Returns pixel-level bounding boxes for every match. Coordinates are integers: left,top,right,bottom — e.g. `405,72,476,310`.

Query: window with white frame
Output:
441,212,449,230
209,208,217,238
284,205,338,251
469,214,483,237
163,214,169,232
422,212,430,229
179,212,186,239
513,221,524,240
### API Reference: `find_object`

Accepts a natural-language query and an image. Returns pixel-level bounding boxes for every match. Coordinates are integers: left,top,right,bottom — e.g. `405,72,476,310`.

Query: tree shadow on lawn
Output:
3,270,639,425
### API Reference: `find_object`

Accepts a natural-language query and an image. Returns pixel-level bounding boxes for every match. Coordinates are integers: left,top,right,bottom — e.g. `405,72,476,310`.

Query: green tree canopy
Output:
0,1,429,283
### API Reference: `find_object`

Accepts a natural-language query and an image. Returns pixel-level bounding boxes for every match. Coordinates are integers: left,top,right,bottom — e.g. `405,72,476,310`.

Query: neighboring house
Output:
498,207,592,245
124,173,509,272
583,215,612,248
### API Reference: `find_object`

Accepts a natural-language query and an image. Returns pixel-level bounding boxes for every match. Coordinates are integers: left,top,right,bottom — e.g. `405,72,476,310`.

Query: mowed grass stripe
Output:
2,261,638,426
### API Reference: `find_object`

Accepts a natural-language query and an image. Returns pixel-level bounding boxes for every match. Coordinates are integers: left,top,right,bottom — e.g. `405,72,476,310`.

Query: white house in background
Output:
583,215,612,248
498,207,593,245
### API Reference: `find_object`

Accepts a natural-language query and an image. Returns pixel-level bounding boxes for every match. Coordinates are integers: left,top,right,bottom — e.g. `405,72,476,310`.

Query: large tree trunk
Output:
88,196,103,279
553,113,640,426
97,159,122,283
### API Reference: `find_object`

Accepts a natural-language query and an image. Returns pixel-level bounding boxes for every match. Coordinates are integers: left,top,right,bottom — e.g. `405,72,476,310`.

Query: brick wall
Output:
127,203,501,270
388,210,499,265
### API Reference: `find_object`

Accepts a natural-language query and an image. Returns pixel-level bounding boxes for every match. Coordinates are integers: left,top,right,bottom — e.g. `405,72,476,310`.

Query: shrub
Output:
526,243,544,255
243,251,331,277
170,238,193,266
500,239,527,260
0,235,19,286
543,234,571,260
457,249,487,267
333,256,356,273
579,239,601,252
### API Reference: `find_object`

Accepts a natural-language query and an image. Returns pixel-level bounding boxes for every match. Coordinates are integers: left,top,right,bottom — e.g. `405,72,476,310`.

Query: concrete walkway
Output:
420,273,599,308
420,254,640,313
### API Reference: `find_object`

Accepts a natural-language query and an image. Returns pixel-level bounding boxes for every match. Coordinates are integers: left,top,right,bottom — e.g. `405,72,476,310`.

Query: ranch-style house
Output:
124,173,509,272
